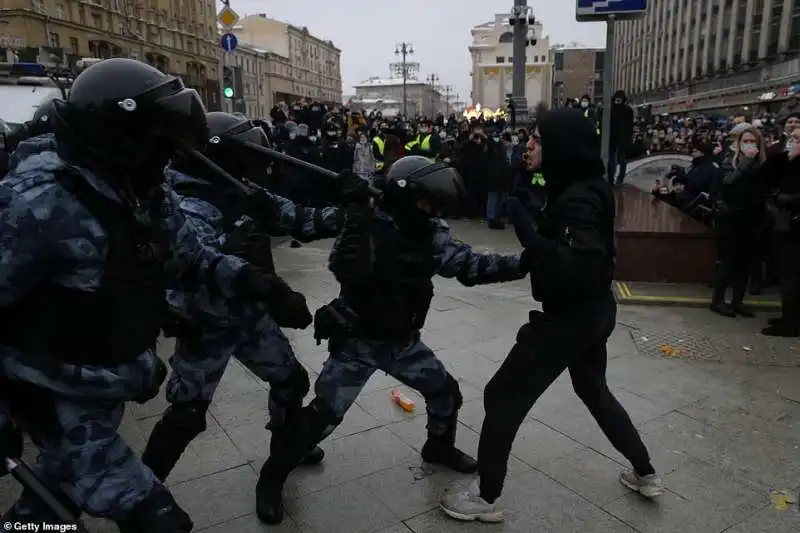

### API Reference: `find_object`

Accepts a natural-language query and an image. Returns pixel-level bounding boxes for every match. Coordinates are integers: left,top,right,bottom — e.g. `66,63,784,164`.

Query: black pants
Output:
712,223,758,305
477,293,653,502
778,235,800,327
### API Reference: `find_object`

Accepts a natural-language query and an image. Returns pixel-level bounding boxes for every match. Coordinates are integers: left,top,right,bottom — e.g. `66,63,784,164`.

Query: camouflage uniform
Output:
163,169,342,422
0,135,247,523
313,210,524,441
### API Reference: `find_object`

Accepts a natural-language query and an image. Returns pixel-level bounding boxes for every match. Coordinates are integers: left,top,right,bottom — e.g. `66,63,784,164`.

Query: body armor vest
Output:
339,216,437,335
0,172,168,366
172,181,275,272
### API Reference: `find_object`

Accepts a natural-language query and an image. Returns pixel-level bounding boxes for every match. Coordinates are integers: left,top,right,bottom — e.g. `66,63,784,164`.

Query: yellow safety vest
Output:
531,172,545,186
405,134,432,153
373,136,385,170
404,134,420,152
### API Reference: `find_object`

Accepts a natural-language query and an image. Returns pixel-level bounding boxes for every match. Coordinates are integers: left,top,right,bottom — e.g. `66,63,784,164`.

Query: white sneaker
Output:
619,470,665,498
440,479,505,523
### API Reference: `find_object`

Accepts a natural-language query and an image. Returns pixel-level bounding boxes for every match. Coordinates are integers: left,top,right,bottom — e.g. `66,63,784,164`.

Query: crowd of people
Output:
259,94,799,339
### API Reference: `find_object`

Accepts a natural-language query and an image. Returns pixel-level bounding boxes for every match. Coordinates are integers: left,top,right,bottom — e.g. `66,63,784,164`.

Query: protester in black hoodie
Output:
441,108,664,523
608,90,634,185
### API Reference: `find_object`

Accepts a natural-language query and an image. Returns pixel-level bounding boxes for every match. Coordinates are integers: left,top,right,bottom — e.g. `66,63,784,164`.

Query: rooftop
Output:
354,77,428,87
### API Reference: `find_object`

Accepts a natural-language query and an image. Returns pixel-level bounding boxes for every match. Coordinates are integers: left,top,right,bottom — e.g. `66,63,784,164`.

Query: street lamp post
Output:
426,73,439,116
442,85,453,114
395,42,414,116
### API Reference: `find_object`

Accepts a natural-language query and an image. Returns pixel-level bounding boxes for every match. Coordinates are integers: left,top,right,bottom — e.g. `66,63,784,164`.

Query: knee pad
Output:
160,400,210,440
118,487,192,533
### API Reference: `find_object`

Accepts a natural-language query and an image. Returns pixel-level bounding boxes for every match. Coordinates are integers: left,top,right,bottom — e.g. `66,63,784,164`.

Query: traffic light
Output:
222,66,234,99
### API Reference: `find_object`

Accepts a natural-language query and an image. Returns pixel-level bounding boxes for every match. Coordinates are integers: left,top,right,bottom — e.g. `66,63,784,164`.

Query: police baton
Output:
4,457,88,532
185,148,255,197
238,140,383,198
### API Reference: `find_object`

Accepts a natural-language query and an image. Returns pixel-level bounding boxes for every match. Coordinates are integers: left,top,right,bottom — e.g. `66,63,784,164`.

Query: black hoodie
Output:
510,108,615,306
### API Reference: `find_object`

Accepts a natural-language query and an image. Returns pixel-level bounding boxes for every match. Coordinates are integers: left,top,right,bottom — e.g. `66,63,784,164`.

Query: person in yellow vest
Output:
406,120,442,159
372,122,389,172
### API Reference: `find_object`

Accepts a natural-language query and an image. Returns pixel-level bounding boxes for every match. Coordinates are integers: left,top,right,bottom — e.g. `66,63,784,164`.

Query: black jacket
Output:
610,91,634,146
509,108,614,306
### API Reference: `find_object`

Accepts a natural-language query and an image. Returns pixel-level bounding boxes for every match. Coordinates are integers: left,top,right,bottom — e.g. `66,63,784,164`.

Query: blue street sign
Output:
220,33,238,52
576,0,647,20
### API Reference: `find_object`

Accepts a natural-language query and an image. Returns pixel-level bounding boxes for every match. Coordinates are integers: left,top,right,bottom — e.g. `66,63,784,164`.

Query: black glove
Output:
338,170,372,204
269,290,313,329
237,266,312,329
135,357,167,404
1,416,24,476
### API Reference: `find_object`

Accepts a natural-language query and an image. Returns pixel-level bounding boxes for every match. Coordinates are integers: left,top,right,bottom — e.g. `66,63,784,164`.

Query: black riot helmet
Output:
382,156,466,222
52,58,207,175
204,111,271,182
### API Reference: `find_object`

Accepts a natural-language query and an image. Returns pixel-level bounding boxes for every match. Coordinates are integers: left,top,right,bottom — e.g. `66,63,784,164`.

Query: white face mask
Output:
581,101,589,108
786,139,797,153
289,132,296,140
309,136,317,142
439,131,447,139
511,135,519,145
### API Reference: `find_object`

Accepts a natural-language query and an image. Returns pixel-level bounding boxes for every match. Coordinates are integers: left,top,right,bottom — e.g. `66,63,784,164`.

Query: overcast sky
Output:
223,1,606,102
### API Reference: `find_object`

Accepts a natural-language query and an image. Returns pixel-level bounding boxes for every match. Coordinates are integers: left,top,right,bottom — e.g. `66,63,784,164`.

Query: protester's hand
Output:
338,170,372,204
0,417,23,475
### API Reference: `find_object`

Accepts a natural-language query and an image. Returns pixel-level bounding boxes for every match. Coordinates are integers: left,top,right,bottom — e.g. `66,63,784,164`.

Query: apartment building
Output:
223,42,296,118
0,0,222,108
231,13,342,105
551,46,605,107
613,0,800,113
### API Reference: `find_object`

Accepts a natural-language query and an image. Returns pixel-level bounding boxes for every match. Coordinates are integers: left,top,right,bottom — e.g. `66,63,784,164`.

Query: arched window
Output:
498,32,513,43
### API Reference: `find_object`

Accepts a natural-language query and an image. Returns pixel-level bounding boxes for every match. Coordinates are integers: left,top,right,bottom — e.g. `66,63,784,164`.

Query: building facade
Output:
469,13,553,110
0,0,221,108
551,47,605,107
613,0,800,114
222,42,295,118
352,77,445,117
231,14,342,105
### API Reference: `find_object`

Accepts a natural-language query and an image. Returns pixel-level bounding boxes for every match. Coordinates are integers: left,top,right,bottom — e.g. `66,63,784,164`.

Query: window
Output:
55,2,65,18
70,37,79,54
498,31,513,43
91,14,101,29
554,52,563,70
595,51,605,71
48,32,60,48
495,56,505,63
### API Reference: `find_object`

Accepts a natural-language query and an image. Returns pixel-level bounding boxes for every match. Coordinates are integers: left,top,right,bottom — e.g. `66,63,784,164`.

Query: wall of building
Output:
552,48,605,106
353,80,446,116
0,0,220,105
613,0,800,112
469,13,553,109
232,14,342,104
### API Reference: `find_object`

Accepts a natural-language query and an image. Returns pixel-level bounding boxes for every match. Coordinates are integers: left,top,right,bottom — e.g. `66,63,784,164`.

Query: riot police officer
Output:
253,155,528,525
141,111,361,482
0,58,295,533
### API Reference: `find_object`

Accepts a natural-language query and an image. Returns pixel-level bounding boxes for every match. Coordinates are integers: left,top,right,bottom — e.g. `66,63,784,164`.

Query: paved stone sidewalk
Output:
2,221,799,533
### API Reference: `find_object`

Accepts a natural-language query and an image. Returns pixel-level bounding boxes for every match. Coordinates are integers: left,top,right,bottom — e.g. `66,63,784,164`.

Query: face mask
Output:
327,131,337,137
492,136,499,143
289,132,296,140
309,136,317,142
740,141,757,153
359,137,367,144
614,99,622,105
439,131,447,139
511,135,519,145
581,101,589,108
785,140,796,153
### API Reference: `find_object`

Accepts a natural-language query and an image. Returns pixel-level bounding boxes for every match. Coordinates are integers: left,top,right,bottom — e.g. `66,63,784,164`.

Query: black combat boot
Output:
421,418,478,473
731,285,755,318
141,403,209,482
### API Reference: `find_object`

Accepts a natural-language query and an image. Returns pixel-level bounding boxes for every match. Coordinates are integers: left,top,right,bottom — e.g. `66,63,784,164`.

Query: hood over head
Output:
613,90,627,103
536,107,605,189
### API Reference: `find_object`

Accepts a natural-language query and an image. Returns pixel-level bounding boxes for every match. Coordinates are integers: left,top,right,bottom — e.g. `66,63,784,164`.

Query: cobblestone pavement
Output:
2,221,799,533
